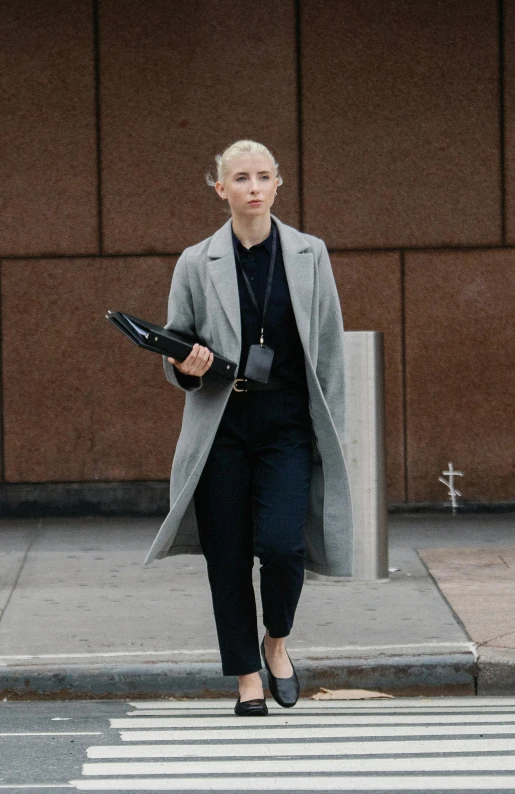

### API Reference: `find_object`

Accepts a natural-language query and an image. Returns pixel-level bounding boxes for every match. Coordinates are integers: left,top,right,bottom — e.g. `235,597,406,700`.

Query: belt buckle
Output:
233,378,248,392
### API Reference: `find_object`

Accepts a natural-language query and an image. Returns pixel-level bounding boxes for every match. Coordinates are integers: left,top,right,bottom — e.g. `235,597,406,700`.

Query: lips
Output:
248,200,262,205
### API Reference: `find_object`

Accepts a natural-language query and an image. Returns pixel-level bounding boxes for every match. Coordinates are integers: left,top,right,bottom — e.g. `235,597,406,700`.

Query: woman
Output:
145,140,353,716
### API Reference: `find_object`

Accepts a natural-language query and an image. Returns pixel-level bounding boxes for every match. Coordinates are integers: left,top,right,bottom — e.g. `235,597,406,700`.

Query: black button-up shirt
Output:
232,222,307,389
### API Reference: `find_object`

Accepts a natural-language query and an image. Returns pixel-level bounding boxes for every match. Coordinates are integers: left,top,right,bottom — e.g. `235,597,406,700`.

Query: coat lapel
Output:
206,214,315,362
207,218,241,352
273,215,315,356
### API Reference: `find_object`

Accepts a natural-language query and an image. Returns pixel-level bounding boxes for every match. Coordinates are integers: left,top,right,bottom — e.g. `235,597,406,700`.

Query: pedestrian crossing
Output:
69,697,515,791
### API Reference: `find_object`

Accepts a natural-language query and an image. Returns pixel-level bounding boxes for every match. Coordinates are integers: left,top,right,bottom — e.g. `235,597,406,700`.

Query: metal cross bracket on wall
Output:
438,462,463,512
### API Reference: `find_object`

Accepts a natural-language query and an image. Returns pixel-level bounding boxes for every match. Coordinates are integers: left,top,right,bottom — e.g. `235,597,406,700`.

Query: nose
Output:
249,178,261,193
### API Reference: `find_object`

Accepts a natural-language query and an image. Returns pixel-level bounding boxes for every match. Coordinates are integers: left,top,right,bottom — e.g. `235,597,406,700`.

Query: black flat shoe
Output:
260,637,300,708
234,697,268,716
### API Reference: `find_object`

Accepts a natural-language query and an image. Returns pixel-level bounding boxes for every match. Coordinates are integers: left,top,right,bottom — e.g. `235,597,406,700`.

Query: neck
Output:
231,212,272,249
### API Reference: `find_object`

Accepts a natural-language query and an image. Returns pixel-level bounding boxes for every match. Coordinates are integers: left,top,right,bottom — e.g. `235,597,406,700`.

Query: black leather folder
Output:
106,310,237,381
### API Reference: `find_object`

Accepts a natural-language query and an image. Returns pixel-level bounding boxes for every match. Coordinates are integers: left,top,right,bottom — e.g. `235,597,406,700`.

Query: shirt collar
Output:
231,222,275,254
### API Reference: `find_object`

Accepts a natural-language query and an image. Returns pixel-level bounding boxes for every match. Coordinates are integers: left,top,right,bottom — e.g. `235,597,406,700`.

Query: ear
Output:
215,181,226,200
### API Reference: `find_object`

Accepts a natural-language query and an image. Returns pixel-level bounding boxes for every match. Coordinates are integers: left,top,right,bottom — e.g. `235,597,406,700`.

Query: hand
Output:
168,344,214,377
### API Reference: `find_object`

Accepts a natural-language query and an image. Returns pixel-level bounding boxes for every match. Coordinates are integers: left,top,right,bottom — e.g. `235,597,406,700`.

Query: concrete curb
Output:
0,653,476,699
477,647,515,695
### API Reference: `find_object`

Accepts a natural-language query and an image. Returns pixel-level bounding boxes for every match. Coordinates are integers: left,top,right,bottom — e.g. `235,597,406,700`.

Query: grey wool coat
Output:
145,214,354,576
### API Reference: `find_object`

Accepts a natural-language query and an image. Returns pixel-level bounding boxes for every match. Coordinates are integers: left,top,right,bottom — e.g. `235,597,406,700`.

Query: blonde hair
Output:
206,139,283,187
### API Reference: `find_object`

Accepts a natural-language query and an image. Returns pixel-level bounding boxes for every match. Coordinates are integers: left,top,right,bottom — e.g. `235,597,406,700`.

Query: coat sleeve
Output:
162,248,204,393
315,239,346,434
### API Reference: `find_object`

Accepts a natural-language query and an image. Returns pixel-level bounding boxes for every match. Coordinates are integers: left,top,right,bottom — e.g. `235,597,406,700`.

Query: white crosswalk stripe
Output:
110,713,515,727
80,757,515,774
126,705,515,716
70,697,515,791
118,723,515,741
126,697,515,710
66,775,515,790
87,737,515,758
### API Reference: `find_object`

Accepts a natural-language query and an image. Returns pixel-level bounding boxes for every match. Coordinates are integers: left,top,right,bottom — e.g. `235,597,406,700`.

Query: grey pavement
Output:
1,513,514,698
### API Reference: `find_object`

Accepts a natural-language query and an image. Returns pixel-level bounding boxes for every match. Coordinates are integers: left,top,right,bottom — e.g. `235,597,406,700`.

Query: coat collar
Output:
206,215,315,361
207,214,312,258
231,222,274,254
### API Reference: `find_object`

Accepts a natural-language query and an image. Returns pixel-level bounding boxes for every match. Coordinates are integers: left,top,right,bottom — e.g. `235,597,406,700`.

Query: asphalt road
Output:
3,697,515,791
0,700,126,790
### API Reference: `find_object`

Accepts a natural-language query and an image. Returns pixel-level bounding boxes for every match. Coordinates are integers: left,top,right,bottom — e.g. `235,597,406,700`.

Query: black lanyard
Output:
233,223,277,346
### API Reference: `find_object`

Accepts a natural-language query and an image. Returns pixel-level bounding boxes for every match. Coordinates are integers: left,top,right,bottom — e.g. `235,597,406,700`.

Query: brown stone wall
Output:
99,0,299,254
0,0,513,505
0,1,98,256
301,0,501,249
1,257,180,482
405,249,515,502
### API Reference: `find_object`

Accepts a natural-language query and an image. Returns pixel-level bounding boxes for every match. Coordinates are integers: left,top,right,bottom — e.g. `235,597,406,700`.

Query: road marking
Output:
0,732,102,737
127,697,515,708
81,756,515,775
111,713,515,728
120,723,515,740
71,701,515,791
68,776,515,790
126,706,515,716
0,783,75,789
87,737,515,758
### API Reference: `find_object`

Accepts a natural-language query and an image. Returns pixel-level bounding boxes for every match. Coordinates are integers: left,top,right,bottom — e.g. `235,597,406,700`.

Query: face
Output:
215,154,279,218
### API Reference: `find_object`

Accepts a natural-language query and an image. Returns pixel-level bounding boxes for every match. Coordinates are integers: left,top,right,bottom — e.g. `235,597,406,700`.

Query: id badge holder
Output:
244,344,274,383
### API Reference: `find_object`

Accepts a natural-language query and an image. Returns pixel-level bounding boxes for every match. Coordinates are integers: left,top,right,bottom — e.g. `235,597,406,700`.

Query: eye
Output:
260,175,270,180
236,176,247,182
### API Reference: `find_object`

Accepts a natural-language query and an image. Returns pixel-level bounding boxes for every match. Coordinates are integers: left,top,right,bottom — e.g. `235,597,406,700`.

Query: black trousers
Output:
193,387,313,676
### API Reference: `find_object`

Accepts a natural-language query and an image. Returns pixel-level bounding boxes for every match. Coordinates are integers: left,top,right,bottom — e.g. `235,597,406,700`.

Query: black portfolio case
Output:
106,310,237,381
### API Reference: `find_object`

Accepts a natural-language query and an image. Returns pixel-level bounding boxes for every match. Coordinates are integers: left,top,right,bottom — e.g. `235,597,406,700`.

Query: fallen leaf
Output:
309,687,394,700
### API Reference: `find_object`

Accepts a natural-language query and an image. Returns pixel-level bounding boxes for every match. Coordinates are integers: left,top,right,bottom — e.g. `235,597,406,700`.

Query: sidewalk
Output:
1,512,514,699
